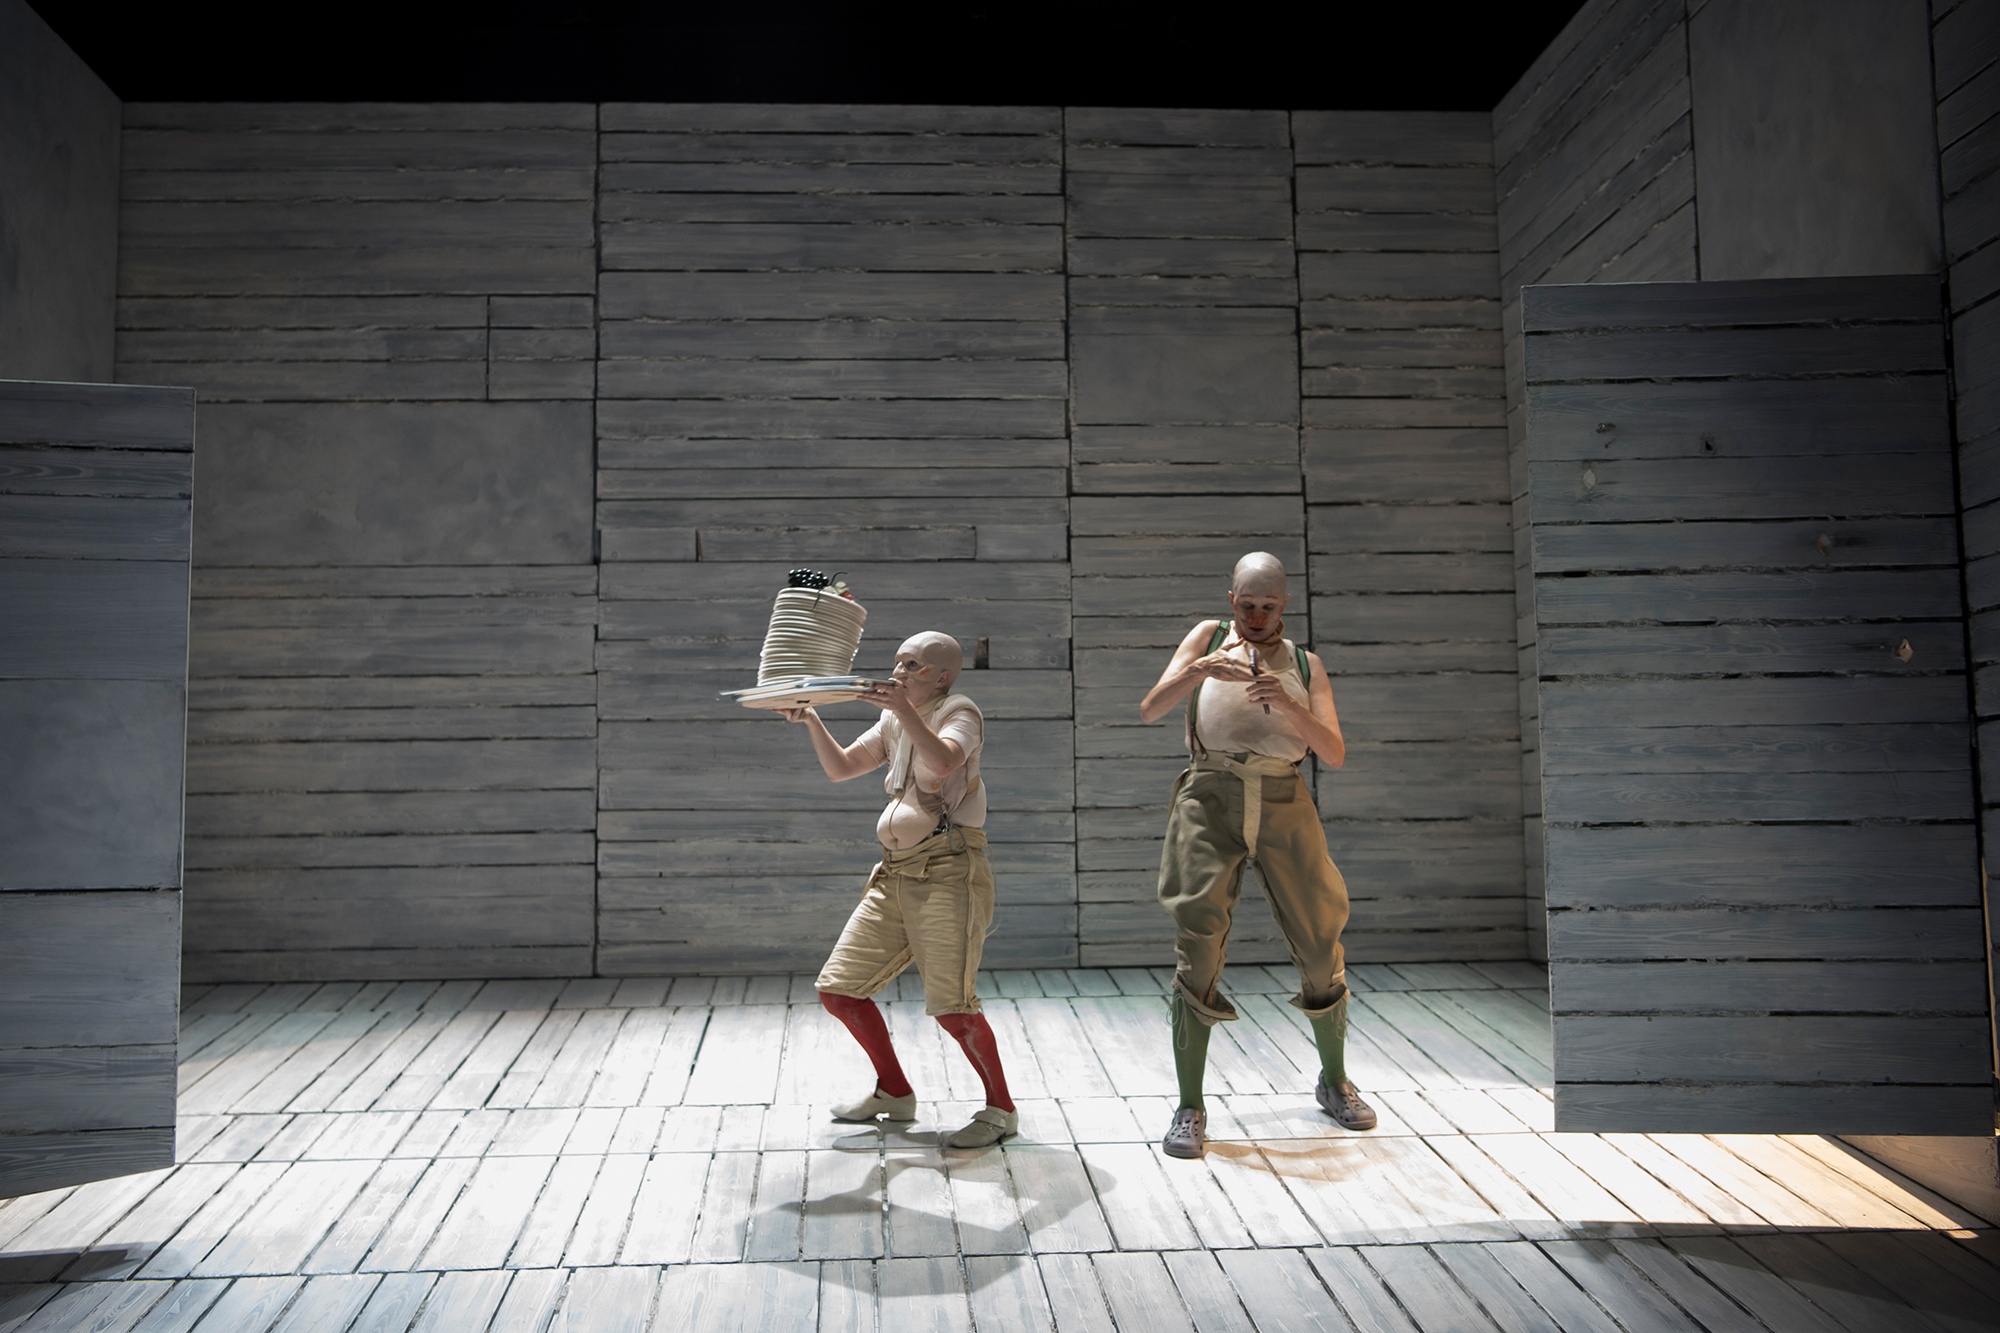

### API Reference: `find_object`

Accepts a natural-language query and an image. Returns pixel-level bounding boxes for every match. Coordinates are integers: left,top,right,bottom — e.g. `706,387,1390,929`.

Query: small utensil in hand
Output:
1249,647,1269,713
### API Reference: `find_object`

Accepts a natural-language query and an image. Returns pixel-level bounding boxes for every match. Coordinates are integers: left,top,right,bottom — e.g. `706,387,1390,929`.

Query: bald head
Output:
1231,552,1288,598
899,631,962,683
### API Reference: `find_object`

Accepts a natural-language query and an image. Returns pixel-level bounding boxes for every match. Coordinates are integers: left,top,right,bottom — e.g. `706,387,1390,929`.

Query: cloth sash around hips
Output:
1190,750,1298,859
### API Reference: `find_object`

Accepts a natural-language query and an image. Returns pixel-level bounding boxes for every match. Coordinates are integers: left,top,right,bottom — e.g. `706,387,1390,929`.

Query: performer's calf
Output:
935,1012,1015,1112
819,991,913,1098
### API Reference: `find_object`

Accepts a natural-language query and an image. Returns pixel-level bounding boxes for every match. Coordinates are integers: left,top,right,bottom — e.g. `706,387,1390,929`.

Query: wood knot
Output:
1815,532,1834,555
1895,640,1915,663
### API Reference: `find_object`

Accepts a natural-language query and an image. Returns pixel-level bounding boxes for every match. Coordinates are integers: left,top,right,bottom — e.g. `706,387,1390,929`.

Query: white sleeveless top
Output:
1193,632,1312,763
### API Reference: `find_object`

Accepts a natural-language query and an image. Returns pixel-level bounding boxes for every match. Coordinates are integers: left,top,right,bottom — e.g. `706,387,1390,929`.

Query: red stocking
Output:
818,991,913,1098
936,1012,1015,1112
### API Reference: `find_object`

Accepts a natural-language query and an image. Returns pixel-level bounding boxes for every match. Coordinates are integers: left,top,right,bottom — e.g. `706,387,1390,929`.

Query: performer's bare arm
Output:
1138,619,1257,723
779,707,882,782
779,650,965,782
1246,650,1345,768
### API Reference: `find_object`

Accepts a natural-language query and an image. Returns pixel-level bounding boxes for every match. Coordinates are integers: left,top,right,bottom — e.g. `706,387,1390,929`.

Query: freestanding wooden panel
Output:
0,378,192,1195
1527,274,1992,1133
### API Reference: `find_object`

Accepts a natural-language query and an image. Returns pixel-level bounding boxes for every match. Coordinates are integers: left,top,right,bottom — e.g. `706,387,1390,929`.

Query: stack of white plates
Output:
757,587,867,685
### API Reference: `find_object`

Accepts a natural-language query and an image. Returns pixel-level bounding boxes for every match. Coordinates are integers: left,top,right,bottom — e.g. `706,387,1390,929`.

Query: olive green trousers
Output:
1157,755,1350,1026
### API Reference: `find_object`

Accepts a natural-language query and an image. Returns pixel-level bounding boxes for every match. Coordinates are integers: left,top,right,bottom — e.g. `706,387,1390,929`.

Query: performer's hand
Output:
1194,651,1256,682
779,706,816,724
1245,673,1297,712
864,679,917,717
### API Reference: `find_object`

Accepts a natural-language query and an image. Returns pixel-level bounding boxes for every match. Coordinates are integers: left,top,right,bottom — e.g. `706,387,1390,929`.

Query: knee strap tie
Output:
1191,751,1297,860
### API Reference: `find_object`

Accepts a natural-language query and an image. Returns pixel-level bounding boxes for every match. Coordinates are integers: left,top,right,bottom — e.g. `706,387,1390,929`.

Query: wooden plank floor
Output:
3,963,1996,1332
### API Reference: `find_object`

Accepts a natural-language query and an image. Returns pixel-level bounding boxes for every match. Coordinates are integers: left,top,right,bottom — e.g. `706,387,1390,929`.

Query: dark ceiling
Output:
34,0,1587,110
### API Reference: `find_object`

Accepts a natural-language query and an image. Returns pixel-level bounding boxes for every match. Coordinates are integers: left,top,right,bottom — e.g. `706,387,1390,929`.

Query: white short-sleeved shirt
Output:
854,694,986,850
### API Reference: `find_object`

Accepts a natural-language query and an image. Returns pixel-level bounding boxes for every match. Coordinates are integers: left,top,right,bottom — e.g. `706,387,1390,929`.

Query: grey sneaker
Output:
1162,1106,1207,1159
1315,1076,1377,1130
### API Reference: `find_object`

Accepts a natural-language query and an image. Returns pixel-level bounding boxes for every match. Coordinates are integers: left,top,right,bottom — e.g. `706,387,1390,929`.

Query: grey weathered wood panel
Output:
1,0,118,384
595,104,1072,972
1065,110,1311,967
0,680,189,888
1688,0,1942,282
181,566,598,981
1494,0,1700,959
1297,111,1523,962
0,380,190,1196
0,889,180,1045
192,403,592,567
112,100,1572,979
1527,273,1986,1134
0,560,189,678
1933,0,2000,1063
0,377,195,447
120,106,607,982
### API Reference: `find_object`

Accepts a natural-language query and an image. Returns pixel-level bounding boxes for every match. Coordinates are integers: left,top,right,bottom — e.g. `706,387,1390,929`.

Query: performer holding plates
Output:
780,631,1018,1149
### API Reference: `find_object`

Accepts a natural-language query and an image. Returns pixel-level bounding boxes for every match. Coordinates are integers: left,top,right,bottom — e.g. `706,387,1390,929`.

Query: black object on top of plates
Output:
787,568,833,589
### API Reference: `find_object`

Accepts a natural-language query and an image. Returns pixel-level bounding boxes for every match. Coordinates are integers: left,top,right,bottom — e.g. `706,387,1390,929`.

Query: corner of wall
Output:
0,0,120,382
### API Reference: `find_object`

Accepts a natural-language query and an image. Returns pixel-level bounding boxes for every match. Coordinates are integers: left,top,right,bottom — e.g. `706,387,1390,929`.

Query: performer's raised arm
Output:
1244,648,1345,768
1138,619,1256,722
781,706,885,782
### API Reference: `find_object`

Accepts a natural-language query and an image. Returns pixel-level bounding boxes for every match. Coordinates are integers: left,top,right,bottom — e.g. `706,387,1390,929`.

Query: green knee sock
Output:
1171,993,1211,1113
1308,994,1349,1086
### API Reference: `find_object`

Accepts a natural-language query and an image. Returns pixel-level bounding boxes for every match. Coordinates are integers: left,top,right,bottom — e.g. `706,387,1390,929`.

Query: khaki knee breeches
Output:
816,826,993,1016
1157,763,1349,1026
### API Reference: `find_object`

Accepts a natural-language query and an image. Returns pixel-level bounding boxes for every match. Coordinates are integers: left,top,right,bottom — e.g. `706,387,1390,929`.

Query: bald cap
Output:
1231,552,1288,597
900,631,963,679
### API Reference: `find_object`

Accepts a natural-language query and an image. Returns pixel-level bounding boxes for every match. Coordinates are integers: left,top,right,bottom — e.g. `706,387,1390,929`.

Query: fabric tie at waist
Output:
1190,751,1297,859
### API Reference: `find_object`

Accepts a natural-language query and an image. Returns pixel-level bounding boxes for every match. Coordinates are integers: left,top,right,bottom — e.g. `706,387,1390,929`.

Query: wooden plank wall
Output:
1491,0,1698,957
116,106,601,981
1526,274,1992,1133
0,379,191,1195
117,101,1530,977
1933,0,2000,1048
1295,111,1522,959
1064,108,1308,966
590,105,1076,972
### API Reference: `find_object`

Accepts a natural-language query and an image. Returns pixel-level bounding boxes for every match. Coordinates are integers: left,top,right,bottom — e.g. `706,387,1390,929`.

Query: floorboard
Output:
0,966,1989,1330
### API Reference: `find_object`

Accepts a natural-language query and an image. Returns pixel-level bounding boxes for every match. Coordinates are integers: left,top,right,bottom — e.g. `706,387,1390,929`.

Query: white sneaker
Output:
829,1086,918,1122
944,1105,1019,1148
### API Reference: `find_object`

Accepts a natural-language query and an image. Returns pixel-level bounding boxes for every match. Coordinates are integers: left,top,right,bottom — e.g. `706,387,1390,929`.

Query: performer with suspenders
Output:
780,631,1019,1150
1138,552,1376,1158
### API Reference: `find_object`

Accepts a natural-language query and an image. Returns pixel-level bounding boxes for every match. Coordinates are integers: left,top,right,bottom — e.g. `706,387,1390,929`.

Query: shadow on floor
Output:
0,1245,143,1284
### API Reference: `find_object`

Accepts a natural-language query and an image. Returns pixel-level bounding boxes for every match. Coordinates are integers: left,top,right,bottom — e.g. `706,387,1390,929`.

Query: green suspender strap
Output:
1184,622,1311,756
